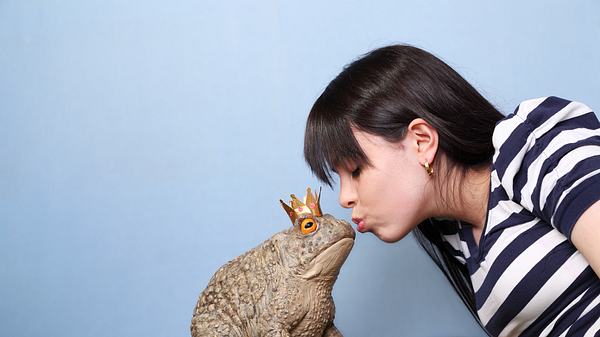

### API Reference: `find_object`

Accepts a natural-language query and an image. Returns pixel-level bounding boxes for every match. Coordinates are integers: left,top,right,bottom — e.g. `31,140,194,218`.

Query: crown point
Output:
280,187,323,225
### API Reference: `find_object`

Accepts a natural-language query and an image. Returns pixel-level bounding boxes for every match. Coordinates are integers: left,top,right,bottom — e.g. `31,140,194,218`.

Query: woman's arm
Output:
572,200,600,279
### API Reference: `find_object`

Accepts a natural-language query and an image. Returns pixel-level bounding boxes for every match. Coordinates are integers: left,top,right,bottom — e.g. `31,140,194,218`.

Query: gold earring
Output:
424,161,434,176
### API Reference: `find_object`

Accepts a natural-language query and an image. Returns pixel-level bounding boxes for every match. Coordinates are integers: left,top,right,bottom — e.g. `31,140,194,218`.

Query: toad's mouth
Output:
301,238,354,280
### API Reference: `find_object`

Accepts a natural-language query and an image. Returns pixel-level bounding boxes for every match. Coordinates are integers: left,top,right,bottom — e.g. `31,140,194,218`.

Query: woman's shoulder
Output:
512,96,593,121
492,96,597,150
489,96,600,238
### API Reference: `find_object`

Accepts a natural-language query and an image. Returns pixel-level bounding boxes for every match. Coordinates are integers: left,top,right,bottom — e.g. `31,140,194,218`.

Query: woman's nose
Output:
338,183,357,209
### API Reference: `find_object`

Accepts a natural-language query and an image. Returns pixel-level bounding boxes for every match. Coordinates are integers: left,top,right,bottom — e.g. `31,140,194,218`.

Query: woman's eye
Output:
351,166,361,178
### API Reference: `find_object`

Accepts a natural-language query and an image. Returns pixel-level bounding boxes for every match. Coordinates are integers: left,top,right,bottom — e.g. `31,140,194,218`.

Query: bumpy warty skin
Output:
191,213,355,337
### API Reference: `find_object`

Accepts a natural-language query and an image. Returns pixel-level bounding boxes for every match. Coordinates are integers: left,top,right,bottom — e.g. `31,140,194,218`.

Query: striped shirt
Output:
443,96,600,337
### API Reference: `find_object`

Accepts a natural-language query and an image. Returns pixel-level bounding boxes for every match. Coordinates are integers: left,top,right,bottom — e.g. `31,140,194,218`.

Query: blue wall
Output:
1,1,598,336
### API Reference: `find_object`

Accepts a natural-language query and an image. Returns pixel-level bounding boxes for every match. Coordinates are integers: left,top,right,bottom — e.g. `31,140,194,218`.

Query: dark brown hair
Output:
303,44,504,334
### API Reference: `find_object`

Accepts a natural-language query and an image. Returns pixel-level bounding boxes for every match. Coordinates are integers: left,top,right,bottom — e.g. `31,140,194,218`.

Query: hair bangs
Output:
304,106,370,187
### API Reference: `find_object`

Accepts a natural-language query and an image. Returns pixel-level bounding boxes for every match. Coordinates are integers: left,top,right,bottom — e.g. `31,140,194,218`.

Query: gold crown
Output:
280,187,322,225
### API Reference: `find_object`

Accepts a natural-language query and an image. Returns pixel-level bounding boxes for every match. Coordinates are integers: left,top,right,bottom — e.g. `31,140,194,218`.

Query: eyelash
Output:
330,165,361,177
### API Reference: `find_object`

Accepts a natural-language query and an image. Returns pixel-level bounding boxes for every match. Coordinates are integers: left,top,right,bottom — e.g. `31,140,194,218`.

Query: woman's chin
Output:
374,231,403,243
373,228,410,243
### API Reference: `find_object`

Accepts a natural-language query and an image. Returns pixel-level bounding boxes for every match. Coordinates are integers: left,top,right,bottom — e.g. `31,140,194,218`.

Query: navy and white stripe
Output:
442,97,600,337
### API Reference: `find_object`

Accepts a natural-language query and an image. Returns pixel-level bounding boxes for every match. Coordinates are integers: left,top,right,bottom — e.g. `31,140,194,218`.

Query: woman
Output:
303,44,600,337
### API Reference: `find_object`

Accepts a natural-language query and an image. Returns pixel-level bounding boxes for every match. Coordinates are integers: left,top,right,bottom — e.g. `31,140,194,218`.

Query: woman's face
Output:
335,127,433,243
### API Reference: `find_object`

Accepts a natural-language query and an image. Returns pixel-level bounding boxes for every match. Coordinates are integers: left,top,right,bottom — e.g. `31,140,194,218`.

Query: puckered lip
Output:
351,217,366,233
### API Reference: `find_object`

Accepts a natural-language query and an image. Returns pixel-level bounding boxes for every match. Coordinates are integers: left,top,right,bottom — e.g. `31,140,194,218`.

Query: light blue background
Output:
1,1,599,336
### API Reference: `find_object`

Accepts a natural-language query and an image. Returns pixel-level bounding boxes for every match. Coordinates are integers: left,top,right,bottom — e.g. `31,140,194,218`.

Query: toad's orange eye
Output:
300,218,318,235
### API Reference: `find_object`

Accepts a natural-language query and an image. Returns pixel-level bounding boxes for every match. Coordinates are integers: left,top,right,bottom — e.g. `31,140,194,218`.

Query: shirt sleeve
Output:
492,96,600,240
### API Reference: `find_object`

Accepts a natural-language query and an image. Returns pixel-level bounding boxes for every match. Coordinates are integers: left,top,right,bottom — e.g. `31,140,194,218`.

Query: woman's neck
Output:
434,165,491,245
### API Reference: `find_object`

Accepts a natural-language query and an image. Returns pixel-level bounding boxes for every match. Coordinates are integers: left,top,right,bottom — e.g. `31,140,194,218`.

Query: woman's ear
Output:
407,118,438,164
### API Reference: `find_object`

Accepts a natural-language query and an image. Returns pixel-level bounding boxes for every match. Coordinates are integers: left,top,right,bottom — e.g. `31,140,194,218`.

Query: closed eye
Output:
351,166,361,178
